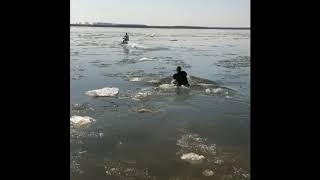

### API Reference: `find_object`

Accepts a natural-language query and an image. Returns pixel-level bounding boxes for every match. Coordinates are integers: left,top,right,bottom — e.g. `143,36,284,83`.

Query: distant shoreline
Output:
70,24,250,30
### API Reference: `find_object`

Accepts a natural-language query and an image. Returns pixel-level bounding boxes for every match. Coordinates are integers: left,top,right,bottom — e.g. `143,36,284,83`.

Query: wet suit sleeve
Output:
173,73,177,79
172,73,178,85
182,71,190,86
182,71,187,77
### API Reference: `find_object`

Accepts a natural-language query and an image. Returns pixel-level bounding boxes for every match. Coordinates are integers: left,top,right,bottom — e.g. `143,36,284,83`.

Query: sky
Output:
70,0,250,27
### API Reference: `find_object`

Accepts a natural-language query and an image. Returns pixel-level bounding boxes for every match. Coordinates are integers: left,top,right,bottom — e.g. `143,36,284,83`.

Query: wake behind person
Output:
122,33,129,44
173,66,190,87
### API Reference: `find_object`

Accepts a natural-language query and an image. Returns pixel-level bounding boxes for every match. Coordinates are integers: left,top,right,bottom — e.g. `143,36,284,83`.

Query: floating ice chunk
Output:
159,83,176,89
205,87,226,95
70,115,94,124
242,173,250,178
137,108,155,113
70,115,96,127
147,79,160,83
177,133,217,157
214,159,224,164
199,144,217,155
180,152,205,163
129,43,146,49
133,92,148,100
85,87,119,97
212,88,223,93
202,169,214,176
78,151,87,154
225,95,232,99
129,77,143,82
157,79,183,89
139,57,153,62
198,83,214,87
105,167,119,176
132,89,153,100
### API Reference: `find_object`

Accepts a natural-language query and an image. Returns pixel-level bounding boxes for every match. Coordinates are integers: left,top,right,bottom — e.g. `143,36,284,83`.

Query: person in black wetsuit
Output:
173,66,190,87
122,33,129,44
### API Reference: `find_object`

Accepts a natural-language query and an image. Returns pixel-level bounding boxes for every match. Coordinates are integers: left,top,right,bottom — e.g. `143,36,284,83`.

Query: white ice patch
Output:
147,79,160,83
85,87,119,97
180,152,205,163
132,92,152,100
198,83,214,87
242,173,250,178
159,80,188,89
70,115,96,127
137,108,155,113
202,169,215,176
129,77,143,82
159,83,176,89
128,43,145,49
177,133,217,157
214,159,224,164
213,88,223,93
205,87,228,96
180,85,189,89
132,88,153,101
139,57,153,62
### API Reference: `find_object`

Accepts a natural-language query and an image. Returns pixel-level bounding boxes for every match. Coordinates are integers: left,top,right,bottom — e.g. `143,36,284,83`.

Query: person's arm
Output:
182,71,187,77
172,74,177,84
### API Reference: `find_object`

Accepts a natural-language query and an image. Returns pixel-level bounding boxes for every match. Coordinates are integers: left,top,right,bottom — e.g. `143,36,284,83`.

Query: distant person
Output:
122,33,129,44
173,66,190,87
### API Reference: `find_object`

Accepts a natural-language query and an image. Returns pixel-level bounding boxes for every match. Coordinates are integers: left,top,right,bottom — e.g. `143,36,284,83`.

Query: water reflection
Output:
174,87,191,102
123,46,129,54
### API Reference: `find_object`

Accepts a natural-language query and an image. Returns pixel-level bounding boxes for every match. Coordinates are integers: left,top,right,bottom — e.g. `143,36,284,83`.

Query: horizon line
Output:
70,23,250,30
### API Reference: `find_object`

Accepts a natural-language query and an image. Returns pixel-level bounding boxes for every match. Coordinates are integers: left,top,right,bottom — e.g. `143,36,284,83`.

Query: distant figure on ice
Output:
122,33,129,44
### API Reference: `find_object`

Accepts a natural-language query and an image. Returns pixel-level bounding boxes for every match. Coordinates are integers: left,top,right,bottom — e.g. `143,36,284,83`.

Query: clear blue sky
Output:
71,0,250,27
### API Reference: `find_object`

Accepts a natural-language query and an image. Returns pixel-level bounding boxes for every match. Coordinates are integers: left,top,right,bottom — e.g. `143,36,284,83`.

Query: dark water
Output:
71,27,250,180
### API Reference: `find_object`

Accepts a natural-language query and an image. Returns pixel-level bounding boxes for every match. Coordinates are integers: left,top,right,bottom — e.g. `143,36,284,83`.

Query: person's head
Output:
126,33,128,35
176,66,181,72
